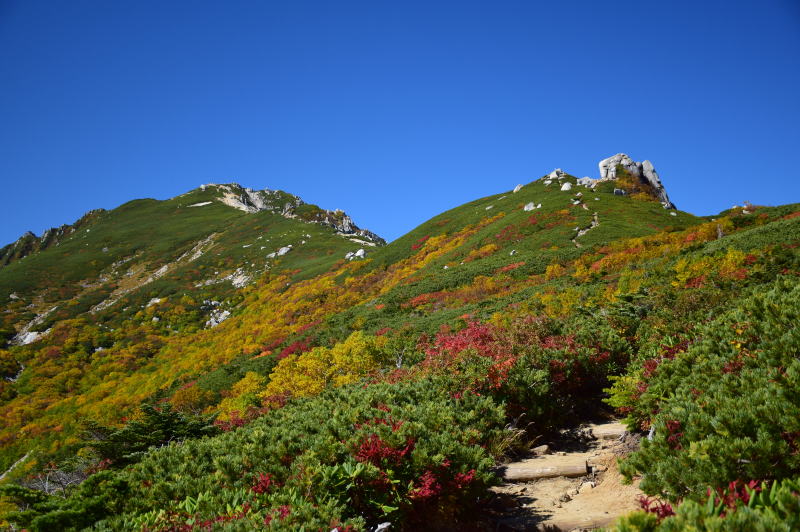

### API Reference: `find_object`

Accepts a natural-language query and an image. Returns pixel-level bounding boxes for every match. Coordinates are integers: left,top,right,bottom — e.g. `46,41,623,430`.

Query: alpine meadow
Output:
1,152,799,531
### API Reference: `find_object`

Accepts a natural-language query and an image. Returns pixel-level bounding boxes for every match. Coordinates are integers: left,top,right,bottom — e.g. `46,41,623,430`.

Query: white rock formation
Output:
223,268,251,288
524,202,536,211
513,184,523,193
267,246,292,258
345,248,366,260
560,182,573,191
195,184,385,245
597,154,675,208
16,330,49,346
205,309,231,328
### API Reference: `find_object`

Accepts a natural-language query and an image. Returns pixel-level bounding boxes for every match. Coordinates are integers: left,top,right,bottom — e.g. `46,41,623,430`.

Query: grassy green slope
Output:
0,186,376,336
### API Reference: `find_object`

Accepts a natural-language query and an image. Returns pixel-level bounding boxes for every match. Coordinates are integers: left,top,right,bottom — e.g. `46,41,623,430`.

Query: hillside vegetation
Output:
1,166,799,530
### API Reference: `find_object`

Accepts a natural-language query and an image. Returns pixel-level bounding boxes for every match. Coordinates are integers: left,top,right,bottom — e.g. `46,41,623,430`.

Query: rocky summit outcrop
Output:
598,154,675,209
199,183,385,245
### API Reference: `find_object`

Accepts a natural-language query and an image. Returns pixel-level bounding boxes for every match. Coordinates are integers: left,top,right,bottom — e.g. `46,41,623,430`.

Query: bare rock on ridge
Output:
598,154,675,209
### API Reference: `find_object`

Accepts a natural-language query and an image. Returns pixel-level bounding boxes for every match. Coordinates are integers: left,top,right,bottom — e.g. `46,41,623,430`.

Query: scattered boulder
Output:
548,169,566,179
532,444,550,455
345,248,367,260
524,202,536,211
614,188,626,196
560,182,573,191
513,184,523,193
267,245,292,258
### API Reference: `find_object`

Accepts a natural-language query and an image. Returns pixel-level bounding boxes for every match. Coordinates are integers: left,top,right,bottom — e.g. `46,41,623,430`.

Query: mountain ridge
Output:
0,182,385,269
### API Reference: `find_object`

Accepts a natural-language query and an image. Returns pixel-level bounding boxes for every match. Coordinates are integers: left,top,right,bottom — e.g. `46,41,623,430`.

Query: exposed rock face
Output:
200,184,386,245
597,154,675,209
598,154,641,181
205,308,231,328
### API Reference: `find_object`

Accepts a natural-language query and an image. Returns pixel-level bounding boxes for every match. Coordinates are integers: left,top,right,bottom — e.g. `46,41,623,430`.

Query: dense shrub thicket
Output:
3,379,505,530
610,277,800,498
605,277,800,530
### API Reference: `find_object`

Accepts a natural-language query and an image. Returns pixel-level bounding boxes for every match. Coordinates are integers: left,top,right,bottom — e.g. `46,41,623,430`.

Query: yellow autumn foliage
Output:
216,371,267,420
260,331,388,401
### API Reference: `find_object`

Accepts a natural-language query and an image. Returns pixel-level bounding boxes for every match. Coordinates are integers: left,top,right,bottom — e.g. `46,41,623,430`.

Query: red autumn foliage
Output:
263,505,291,525
278,338,313,359
409,470,442,501
250,472,276,494
411,235,430,250
708,479,763,515
637,495,675,519
354,433,416,467
497,261,525,273
665,419,684,450
214,411,247,432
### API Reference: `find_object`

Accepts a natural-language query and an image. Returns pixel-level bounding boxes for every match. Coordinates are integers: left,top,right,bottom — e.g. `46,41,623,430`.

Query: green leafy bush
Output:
612,478,800,531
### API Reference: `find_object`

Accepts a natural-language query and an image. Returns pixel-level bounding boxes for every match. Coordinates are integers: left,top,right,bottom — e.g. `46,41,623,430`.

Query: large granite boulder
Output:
598,153,675,209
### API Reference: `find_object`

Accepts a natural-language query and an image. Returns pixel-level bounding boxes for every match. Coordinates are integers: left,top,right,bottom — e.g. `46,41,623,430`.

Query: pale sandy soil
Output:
485,421,644,531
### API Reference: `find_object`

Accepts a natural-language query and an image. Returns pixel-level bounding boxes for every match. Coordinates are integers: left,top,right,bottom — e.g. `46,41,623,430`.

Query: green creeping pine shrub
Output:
617,276,800,500
3,378,505,531
0,471,130,531
82,402,220,467
611,478,800,532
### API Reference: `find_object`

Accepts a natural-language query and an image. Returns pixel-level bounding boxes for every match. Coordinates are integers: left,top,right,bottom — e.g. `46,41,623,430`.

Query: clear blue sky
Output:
1,1,799,245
